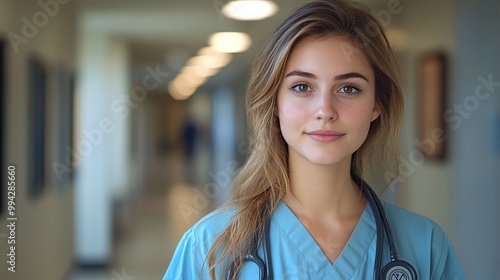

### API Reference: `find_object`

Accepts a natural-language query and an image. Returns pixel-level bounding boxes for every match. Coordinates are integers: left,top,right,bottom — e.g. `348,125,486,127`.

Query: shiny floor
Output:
67,142,218,280
68,182,211,280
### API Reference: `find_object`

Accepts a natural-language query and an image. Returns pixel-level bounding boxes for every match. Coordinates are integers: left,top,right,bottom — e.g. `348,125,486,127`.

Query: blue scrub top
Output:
163,200,466,279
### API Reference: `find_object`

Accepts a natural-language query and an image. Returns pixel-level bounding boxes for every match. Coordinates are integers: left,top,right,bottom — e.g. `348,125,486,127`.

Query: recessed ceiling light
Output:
208,32,252,53
168,79,196,100
177,72,207,88
192,47,232,68
183,63,220,78
222,0,278,20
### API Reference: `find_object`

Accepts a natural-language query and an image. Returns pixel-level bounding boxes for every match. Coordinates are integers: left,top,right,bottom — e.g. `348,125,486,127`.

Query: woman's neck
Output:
284,153,366,221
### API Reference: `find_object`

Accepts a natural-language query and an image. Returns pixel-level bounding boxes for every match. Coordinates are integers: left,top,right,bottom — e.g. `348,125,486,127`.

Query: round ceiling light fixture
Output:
222,0,278,21
208,32,252,53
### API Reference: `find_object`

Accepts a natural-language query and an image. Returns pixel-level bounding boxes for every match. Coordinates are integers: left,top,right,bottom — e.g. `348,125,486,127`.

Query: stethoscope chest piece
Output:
380,259,417,280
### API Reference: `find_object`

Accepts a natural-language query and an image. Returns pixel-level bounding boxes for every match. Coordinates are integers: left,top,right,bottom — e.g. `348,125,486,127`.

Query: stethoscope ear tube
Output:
353,175,384,278
226,220,273,280
263,219,273,280
352,174,417,280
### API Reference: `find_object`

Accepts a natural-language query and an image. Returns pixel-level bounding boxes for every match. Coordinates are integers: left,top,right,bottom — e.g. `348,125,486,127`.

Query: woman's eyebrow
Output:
334,72,369,82
285,70,317,79
285,70,369,83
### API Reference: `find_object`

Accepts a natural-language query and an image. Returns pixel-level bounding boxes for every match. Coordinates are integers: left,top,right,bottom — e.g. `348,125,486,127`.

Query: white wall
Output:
74,27,133,264
390,0,457,237
211,88,237,205
454,0,500,278
0,0,76,279
74,31,114,264
107,40,131,203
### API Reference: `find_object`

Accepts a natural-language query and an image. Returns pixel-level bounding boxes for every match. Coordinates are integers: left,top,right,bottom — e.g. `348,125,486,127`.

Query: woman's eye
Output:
339,85,360,95
291,83,311,93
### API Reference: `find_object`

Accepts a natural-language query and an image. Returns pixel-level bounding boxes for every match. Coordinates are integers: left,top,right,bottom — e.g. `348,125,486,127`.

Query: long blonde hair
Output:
206,0,403,278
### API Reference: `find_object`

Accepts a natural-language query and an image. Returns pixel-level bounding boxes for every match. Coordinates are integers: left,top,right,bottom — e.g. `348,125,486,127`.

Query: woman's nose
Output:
314,93,337,122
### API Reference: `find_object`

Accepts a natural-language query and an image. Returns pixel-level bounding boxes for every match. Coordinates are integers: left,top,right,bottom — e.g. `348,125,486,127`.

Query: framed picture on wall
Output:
0,38,5,213
29,56,47,197
418,51,447,160
55,65,75,188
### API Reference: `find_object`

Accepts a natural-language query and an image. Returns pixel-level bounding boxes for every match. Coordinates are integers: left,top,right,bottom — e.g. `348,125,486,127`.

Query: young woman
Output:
164,0,466,279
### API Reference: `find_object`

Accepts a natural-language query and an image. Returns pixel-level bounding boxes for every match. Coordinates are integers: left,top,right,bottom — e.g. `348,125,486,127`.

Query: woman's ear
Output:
371,104,380,122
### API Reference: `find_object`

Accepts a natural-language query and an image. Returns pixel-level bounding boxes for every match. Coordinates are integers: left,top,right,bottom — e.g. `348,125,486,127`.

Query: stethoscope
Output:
227,175,418,280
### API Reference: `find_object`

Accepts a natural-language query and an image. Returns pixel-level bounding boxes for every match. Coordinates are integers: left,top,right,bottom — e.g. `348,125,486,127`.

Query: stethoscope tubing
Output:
227,219,273,280
352,175,417,280
355,176,398,279
227,176,416,280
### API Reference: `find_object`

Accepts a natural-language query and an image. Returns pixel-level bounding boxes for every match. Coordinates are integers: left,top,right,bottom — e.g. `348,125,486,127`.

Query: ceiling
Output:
76,0,388,91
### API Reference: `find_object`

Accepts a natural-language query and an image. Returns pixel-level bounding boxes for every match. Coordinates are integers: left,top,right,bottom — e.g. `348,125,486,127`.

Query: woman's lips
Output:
305,130,345,143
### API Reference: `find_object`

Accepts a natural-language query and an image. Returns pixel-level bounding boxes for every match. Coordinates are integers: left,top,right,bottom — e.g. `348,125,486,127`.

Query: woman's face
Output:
277,36,379,167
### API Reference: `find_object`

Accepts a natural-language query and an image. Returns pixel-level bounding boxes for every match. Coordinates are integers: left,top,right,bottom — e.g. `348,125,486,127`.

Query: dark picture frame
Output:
417,52,447,160
55,65,75,188
0,38,5,214
29,56,47,197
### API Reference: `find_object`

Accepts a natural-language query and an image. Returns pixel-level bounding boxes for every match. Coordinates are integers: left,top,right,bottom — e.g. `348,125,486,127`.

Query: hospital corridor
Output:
0,0,499,279
67,91,220,279
69,156,213,280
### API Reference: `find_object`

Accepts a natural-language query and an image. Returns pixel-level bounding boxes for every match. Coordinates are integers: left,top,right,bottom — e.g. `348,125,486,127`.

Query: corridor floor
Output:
68,182,211,280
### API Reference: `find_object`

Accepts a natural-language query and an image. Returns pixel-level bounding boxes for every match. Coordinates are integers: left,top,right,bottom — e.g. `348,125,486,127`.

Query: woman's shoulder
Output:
164,207,237,279
380,200,466,279
380,200,443,231
183,206,236,244
380,200,449,243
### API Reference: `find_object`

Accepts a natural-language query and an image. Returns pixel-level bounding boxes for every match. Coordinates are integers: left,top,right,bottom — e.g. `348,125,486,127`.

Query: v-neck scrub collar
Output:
269,201,376,279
